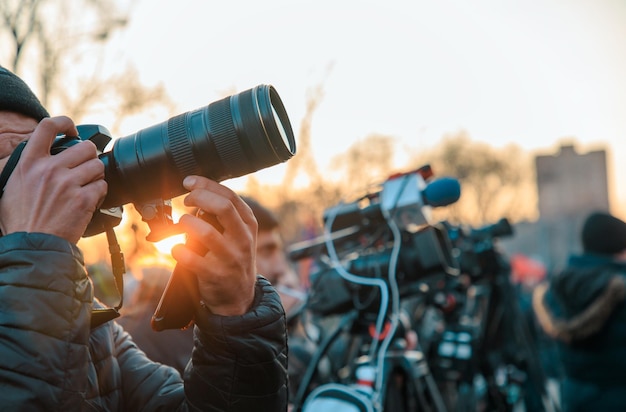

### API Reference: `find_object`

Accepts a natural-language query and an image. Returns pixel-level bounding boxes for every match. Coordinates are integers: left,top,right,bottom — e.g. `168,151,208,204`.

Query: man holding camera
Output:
0,66,288,410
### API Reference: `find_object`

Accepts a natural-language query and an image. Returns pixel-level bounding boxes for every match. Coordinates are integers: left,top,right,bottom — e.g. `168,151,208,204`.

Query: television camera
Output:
288,166,462,318
288,166,462,412
426,219,555,411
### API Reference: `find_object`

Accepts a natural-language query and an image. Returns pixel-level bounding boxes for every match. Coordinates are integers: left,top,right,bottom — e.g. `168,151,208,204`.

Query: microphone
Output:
422,177,461,207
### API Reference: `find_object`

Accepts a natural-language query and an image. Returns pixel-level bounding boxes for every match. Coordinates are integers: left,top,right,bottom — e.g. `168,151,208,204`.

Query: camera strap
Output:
0,141,126,328
0,140,27,200
90,226,127,328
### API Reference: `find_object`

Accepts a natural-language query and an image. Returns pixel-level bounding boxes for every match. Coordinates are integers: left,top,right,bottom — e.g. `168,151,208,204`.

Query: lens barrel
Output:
99,84,295,208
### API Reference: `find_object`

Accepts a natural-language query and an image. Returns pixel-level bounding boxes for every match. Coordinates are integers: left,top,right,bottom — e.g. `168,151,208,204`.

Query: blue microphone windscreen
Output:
422,177,461,207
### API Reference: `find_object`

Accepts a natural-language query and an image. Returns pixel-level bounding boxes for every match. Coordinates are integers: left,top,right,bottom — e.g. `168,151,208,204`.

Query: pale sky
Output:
102,0,626,210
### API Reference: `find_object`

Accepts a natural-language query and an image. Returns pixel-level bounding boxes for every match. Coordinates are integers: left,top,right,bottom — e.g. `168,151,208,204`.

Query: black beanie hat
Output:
0,66,49,121
581,211,626,255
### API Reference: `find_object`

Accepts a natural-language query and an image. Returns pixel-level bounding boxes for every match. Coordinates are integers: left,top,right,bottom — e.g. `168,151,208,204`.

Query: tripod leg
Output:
402,352,448,412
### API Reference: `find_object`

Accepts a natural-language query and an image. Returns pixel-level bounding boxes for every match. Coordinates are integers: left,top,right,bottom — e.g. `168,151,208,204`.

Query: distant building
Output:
535,143,609,219
501,142,610,272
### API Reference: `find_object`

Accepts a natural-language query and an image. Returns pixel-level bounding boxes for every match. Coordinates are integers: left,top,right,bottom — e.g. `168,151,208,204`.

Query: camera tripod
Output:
425,270,560,412
293,300,449,412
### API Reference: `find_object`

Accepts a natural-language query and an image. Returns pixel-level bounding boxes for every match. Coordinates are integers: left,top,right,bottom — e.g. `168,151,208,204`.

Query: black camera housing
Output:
292,170,461,319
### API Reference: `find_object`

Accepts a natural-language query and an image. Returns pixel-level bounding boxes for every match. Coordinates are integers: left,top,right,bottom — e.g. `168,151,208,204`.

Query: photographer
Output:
0,66,288,410
533,211,626,412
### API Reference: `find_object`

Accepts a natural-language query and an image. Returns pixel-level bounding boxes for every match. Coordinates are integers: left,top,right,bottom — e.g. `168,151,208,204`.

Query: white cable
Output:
322,174,412,412
372,208,402,408
322,200,390,364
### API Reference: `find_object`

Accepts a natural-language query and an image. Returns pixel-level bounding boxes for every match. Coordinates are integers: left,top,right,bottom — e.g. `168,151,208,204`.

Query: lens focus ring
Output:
209,98,250,172
168,113,198,178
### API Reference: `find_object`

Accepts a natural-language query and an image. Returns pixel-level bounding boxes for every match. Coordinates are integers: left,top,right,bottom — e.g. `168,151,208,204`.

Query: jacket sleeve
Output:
0,231,287,411
185,276,289,411
115,276,288,412
0,232,93,410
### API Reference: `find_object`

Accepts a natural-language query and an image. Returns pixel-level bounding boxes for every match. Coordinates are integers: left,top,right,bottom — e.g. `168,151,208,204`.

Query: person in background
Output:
240,196,313,400
241,196,305,316
0,65,287,410
117,266,194,375
533,211,626,412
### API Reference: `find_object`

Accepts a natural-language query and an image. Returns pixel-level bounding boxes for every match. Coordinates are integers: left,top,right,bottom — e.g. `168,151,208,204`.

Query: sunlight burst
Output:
154,234,187,256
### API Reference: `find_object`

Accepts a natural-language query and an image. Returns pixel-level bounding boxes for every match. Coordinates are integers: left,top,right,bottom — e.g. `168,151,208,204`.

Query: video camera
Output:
288,166,462,317
442,217,513,280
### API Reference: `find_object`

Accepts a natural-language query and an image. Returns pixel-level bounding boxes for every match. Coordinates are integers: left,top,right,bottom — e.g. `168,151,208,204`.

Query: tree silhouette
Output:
412,131,537,225
0,0,170,127
0,0,176,268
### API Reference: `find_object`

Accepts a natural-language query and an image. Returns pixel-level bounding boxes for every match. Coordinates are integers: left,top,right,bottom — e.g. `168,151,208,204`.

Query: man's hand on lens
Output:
172,175,257,316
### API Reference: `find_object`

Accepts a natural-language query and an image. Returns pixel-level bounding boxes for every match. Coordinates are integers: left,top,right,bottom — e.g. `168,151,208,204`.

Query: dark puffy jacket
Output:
0,232,288,411
532,254,626,412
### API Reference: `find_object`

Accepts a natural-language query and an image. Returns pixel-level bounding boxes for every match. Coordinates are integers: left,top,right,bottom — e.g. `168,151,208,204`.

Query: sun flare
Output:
154,234,187,256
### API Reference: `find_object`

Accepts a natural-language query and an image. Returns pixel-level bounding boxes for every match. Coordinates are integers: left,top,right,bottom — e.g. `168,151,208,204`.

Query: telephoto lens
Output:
99,84,296,208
